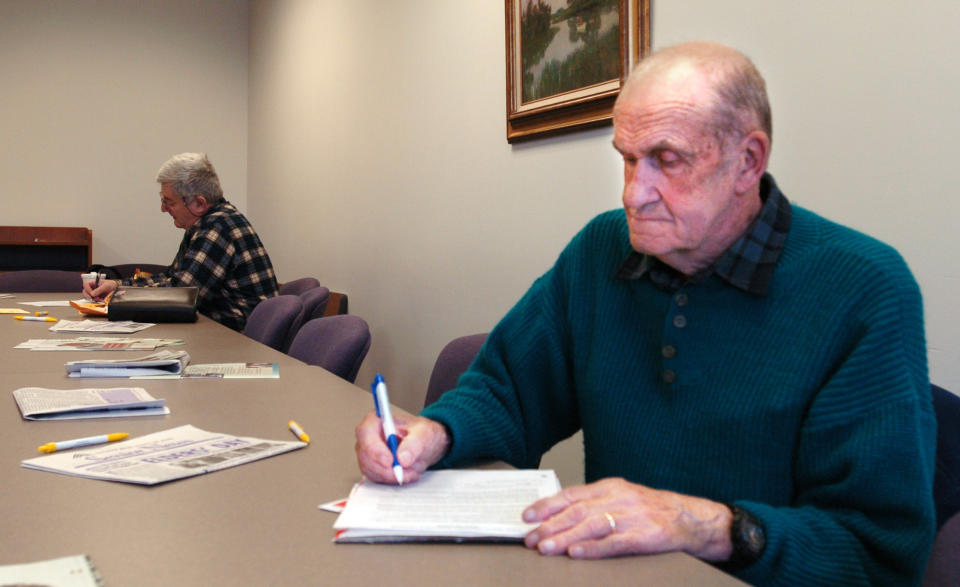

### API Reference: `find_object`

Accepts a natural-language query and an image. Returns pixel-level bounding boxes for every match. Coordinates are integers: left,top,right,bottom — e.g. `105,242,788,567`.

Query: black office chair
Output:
923,384,960,586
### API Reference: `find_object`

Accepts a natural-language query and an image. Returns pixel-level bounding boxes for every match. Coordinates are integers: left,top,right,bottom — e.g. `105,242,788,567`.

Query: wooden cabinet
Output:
0,226,92,271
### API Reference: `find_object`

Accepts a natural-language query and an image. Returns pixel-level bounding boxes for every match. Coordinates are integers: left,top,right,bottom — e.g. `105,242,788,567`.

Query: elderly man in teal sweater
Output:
356,42,936,584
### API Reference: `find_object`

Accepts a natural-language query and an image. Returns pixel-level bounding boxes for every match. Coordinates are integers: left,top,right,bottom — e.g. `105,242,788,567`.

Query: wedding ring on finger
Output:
603,512,617,534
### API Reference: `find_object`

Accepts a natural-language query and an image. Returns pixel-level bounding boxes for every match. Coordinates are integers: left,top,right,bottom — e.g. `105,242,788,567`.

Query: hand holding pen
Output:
355,375,451,485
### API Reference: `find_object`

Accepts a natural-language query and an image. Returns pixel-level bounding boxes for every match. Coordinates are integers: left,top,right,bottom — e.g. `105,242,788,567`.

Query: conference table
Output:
0,293,743,586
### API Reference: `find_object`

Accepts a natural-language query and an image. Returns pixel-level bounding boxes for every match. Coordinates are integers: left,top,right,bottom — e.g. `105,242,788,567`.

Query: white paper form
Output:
332,469,561,542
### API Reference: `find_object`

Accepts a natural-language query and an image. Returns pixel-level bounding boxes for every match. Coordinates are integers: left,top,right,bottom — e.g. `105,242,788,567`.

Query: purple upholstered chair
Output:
424,333,488,408
243,295,303,351
0,269,82,292
279,277,321,296
281,286,331,352
287,315,371,383
924,511,960,586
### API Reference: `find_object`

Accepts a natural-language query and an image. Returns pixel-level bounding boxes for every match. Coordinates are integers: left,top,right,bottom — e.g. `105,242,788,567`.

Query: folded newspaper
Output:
331,469,562,543
21,425,306,485
50,319,155,334
16,337,184,351
65,350,190,377
13,386,168,420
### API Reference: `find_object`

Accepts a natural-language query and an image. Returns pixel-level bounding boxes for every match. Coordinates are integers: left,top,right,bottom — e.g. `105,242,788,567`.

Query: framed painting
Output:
505,0,650,143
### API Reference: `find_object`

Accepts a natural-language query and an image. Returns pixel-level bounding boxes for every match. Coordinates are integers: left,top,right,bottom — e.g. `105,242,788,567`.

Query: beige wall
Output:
1,0,957,416
0,0,248,267
249,0,960,407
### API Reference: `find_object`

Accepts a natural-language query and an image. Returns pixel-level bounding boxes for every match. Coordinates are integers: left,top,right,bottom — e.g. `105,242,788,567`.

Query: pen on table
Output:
371,373,403,485
288,420,310,443
37,432,129,454
34,311,48,316
14,315,57,322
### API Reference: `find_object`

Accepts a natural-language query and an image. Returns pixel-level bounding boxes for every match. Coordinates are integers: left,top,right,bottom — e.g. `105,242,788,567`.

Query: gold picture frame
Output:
505,0,650,143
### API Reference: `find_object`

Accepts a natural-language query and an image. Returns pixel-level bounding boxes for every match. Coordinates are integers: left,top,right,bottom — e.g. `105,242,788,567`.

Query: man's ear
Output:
187,195,210,215
734,130,770,194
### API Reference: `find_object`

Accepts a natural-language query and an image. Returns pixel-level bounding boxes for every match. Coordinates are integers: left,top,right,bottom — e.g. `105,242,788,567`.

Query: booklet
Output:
331,469,562,543
50,319,155,334
65,349,190,377
21,424,307,485
16,337,185,351
13,386,168,420
0,554,103,587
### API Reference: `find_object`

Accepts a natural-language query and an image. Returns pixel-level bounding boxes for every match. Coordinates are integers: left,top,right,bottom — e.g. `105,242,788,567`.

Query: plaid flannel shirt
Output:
127,201,279,331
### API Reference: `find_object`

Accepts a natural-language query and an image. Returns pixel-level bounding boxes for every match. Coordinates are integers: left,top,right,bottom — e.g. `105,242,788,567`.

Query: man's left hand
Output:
522,477,734,561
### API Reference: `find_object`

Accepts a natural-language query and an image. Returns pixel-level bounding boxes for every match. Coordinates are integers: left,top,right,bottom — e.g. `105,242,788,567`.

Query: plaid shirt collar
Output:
615,173,791,296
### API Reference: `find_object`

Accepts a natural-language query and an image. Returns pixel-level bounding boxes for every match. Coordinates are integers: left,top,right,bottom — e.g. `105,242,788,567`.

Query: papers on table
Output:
66,350,190,378
21,424,307,485
13,386,168,420
137,362,280,379
50,319,155,333
331,469,562,543
16,337,185,351
18,299,79,307
0,554,103,587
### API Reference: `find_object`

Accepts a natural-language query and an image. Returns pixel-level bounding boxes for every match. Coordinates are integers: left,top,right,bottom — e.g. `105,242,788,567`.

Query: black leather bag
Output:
107,287,199,323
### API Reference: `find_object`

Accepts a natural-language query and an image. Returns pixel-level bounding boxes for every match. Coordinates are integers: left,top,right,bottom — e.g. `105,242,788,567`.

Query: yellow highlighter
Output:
38,432,129,454
288,420,310,443
14,315,57,322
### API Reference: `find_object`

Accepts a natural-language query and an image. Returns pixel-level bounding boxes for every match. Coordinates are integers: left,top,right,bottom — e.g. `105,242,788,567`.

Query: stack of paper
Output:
331,469,561,543
65,349,190,377
13,386,168,420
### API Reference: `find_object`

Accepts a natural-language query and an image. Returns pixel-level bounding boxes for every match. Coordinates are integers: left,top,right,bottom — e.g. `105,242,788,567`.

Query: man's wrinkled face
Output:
613,68,742,267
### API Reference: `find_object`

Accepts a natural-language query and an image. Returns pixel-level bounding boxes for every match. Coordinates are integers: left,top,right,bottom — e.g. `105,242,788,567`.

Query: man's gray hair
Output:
156,153,224,205
623,42,772,146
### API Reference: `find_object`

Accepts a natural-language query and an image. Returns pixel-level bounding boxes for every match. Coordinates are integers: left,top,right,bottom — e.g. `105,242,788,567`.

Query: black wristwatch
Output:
723,504,766,570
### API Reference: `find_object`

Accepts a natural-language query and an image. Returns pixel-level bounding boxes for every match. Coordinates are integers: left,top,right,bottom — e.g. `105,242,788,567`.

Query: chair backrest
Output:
924,511,960,586
287,315,371,383
322,291,349,316
109,263,169,280
424,333,489,408
0,269,81,292
933,384,960,530
243,295,303,351
279,277,321,296
281,286,331,352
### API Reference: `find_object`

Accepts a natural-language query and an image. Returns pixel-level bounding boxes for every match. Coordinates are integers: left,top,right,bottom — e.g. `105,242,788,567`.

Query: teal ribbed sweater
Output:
422,205,936,585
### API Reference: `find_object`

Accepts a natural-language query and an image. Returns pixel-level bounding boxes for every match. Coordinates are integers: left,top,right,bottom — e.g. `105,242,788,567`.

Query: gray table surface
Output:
0,293,743,586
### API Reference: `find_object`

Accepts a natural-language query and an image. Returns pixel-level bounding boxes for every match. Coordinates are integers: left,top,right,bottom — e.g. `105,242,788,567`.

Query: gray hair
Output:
622,41,772,147
155,153,224,205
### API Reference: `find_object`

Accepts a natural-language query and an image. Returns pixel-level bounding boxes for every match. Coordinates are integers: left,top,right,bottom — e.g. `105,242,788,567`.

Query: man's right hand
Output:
355,411,450,484
82,279,118,302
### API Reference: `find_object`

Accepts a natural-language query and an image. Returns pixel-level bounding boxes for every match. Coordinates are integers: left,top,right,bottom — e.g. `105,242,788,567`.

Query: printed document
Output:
49,319,155,333
0,554,103,587
332,469,561,542
65,349,190,377
21,424,306,485
13,386,168,420
16,337,184,351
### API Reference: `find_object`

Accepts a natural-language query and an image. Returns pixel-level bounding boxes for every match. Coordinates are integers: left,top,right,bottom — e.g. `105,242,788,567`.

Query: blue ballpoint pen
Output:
371,373,403,485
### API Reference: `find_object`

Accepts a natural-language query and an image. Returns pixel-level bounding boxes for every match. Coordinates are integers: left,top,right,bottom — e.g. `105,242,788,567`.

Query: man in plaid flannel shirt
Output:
84,153,279,331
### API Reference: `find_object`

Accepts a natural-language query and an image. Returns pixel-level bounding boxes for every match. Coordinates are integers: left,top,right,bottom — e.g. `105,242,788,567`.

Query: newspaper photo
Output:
21,425,306,485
